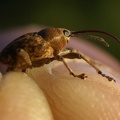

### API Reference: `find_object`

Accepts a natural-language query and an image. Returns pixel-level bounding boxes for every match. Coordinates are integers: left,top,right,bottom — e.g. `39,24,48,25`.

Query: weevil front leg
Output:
55,54,87,80
58,48,116,82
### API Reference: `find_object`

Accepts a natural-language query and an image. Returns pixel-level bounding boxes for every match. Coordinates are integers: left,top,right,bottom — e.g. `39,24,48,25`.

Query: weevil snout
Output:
70,30,110,47
71,30,120,47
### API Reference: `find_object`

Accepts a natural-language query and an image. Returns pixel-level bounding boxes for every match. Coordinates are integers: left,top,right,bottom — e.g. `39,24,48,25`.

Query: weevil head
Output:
38,28,71,54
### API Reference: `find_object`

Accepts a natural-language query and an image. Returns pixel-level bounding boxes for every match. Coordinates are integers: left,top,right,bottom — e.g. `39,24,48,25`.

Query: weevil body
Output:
0,28,120,82
0,28,71,71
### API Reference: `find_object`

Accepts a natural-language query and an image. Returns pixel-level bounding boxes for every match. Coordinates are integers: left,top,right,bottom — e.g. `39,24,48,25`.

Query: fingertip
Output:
27,60,120,120
0,72,54,120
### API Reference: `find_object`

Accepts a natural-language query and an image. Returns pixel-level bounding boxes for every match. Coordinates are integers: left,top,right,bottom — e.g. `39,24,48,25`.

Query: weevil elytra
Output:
0,28,120,82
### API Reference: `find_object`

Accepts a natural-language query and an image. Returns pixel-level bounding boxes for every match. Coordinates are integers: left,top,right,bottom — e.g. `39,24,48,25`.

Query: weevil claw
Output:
78,73,88,79
70,72,87,80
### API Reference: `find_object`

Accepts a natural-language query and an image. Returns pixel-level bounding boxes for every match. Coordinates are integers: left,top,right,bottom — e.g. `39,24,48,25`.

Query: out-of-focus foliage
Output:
0,0,120,60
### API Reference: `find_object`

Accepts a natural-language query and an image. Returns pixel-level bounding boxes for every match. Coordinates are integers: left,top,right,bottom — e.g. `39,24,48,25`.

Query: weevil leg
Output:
55,55,87,79
15,49,32,71
59,48,116,82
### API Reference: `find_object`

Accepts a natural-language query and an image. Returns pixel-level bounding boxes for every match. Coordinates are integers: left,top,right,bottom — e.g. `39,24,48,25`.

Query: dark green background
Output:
0,0,120,61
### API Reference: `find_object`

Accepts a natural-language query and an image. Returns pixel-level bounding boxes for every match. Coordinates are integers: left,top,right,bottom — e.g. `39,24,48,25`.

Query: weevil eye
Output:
63,30,71,37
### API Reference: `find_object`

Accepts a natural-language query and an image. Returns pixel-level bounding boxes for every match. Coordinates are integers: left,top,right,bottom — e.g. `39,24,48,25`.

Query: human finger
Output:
0,72,54,120
26,58,120,120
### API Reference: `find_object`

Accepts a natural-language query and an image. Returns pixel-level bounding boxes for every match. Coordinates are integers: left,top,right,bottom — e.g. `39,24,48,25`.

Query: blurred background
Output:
0,0,120,61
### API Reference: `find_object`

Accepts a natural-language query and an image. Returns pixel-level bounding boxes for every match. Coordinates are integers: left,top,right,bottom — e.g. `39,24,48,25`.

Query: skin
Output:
0,26,120,120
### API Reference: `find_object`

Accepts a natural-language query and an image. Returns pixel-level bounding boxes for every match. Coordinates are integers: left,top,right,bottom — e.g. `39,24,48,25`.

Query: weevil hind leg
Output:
15,49,32,71
58,48,116,82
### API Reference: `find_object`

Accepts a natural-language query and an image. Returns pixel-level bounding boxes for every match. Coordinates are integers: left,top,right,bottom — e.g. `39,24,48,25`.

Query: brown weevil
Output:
0,28,120,82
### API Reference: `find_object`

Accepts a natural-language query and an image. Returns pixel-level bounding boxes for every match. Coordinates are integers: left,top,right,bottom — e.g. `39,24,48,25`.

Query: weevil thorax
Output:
38,28,71,54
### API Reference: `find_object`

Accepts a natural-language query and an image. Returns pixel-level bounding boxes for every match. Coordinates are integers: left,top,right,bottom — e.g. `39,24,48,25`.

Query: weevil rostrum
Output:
0,28,120,82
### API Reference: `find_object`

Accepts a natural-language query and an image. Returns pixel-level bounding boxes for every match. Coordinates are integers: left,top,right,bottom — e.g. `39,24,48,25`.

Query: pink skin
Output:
0,26,120,120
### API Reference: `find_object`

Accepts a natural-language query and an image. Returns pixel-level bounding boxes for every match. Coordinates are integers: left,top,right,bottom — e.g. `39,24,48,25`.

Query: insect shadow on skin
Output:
0,28,120,82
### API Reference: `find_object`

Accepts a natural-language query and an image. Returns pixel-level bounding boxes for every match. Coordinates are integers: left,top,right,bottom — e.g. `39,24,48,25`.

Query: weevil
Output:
0,28,120,82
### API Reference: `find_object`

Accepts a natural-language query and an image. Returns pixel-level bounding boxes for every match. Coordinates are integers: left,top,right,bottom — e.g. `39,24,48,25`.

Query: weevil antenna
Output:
71,30,120,47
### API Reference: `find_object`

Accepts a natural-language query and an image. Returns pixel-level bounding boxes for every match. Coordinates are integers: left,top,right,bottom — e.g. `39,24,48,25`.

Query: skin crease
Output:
0,26,120,120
